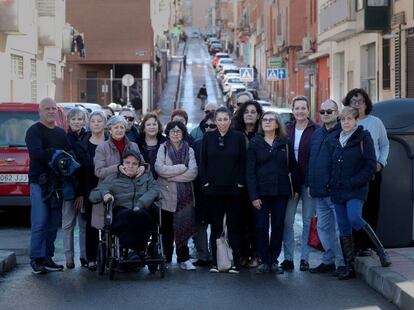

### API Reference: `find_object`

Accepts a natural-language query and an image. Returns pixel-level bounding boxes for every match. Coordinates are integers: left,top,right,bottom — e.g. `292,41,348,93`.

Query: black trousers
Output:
240,188,256,258
354,171,382,250
208,195,241,268
83,202,99,262
161,209,190,263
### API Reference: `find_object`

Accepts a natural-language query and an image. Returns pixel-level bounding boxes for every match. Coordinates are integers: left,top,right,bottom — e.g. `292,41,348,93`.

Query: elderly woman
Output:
137,112,166,179
89,150,159,257
62,107,88,269
155,121,198,271
94,115,141,181
330,107,391,280
73,111,107,271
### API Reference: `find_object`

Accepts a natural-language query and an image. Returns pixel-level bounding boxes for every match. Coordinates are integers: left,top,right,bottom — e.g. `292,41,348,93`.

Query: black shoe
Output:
362,225,392,267
309,263,336,274
280,259,294,271
43,258,64,272
299,259,309,271
192,259,211,267
357,248,372,257
31,259,47,275
271,262,284,275
80,258,88,268
332,266,347,277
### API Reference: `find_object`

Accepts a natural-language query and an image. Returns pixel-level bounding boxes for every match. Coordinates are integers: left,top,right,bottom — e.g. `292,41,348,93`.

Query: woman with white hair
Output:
94,115,142,181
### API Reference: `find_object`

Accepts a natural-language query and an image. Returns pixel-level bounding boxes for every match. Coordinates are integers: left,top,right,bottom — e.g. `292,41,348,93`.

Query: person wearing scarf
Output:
155,121,198,271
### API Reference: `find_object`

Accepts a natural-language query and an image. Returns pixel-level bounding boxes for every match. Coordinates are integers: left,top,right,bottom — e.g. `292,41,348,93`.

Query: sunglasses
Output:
218,136,224,147
203,124,217,129
123,116,135,122
319,109,337,115
106,115,112,120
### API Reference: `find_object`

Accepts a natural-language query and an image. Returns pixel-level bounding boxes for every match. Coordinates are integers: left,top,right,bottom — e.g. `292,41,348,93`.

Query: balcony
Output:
355,1,390,32
318,0,357,43
0,0,31,35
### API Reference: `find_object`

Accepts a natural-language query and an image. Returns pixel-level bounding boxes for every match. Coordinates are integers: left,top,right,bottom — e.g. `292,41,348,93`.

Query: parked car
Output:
216,58,235,72
209,43,222,55
217,65,240,83
57,102,103,115
222,77,243,94
212,53,230,68
0,103,67,208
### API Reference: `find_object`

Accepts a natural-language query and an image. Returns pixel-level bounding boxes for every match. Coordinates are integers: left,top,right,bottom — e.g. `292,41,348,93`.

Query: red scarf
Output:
112,137,126,157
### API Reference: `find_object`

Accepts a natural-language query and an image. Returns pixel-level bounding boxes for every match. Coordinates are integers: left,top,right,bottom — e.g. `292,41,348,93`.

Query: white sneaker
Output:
180,259,196,271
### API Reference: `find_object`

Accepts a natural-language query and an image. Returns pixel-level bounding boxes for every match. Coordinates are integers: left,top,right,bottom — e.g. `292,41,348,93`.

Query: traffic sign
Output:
239,67,254,82
268,57,282,67
278,68,287,80
122,74,135,87
267,68,288,81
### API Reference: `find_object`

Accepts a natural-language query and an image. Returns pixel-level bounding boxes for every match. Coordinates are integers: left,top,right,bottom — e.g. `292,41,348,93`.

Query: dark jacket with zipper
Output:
246,134,298,201
199,129,246,195
307,122,341,198
285,118,319,185
330,126,376,204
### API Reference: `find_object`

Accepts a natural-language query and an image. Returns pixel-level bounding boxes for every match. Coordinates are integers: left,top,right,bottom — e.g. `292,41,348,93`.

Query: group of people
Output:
26,88,391,279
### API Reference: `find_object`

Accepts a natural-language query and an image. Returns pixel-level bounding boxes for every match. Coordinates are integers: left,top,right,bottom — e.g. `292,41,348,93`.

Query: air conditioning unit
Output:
302,36,313,54
276,35,284,47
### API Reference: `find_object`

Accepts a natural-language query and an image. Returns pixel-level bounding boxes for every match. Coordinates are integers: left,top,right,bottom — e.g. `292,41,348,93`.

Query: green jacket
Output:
89,171,159,210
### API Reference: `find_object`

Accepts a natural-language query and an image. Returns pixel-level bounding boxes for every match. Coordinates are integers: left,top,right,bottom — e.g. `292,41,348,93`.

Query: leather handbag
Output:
307,216,323,251
216,214,233,271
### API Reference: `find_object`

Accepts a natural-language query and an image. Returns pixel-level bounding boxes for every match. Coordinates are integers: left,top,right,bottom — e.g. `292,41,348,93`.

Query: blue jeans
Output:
29,183,62,261
314,197,344,267
283,185,315,261
255,196,289,265
334,199,367,237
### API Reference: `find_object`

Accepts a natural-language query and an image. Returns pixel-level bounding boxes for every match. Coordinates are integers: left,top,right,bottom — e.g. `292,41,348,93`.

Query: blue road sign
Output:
278,68,287,80
267,68,287,81
239,67,254,82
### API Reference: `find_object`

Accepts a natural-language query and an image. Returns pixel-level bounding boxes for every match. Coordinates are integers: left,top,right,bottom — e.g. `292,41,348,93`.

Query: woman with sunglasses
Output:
246,111,297,274
199,107,247,273
232,100,264,268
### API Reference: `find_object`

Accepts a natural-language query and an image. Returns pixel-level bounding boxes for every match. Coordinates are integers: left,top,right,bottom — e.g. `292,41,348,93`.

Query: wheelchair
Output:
97,200,166,280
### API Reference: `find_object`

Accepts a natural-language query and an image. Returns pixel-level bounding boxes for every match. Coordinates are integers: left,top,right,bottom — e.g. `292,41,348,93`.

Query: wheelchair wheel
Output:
160,262,166,278
97,242,106,276
108,258,115,280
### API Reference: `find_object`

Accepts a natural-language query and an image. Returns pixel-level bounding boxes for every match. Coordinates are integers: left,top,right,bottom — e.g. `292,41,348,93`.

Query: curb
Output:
356,257,414,310
0,250,17,274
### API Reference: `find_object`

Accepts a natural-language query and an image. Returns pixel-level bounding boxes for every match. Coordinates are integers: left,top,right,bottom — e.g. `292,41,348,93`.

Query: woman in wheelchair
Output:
89,150,160,260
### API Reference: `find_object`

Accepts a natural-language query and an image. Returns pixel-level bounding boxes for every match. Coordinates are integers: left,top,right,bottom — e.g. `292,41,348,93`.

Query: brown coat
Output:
154,142,198,212
94,137,141,181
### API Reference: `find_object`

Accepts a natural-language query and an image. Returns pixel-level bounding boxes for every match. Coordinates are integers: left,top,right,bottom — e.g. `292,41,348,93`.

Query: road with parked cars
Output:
0,35,395,310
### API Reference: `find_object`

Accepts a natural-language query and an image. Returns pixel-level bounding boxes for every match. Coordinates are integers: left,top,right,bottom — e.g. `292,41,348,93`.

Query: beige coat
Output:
94,137,141,181
154,142,198,212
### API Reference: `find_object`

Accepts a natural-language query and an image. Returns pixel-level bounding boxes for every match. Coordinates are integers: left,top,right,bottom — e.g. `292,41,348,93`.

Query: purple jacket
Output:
285,118,319,185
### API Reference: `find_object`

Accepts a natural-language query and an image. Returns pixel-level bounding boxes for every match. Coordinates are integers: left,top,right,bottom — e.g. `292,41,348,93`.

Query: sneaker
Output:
209,266,219,273
80,257,88,268
180,259,196,271
271,262,284,274
228,266,240,274
43,258,64,272
192,259,211,267
256,263,271,274
309,263,336,274
299,259,309,271
248,257,259,268
31,259,47,275
280,259,294,271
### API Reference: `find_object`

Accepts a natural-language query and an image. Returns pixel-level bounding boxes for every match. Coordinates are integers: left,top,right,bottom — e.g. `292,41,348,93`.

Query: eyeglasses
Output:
319,109,337,115
350,98,365,106
123,116,135,122
262,118,276,123
106,115,112,120
203,124,217,129
218,136,224,147
170,129,182,135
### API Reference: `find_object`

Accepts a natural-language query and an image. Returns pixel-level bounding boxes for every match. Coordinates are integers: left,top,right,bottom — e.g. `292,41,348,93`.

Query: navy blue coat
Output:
307,123,341,197
246,134,298,201
330,126,376,204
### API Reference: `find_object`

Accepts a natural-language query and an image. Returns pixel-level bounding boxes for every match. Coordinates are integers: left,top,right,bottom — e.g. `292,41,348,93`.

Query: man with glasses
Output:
119,107,140,144
342,88,389,257
307,99,345,274
190,102,218,140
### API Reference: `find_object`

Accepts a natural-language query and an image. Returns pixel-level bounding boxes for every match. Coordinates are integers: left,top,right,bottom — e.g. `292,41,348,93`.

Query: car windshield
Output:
228,78,241,83
0,112,38,147
221,59,233,63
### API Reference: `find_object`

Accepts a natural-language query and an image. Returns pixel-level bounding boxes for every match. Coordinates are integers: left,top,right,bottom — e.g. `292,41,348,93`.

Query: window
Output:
382,39,391,89
30,59,37,103
47,63,56,83
10,54,23,79
367,0,388,6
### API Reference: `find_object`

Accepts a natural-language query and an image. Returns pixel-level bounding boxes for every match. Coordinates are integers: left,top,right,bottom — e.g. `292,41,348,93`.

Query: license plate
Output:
0,174,28,183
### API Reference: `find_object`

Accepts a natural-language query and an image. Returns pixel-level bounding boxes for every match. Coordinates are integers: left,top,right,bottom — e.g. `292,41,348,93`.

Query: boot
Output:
338,236,356,280
362,224,392,267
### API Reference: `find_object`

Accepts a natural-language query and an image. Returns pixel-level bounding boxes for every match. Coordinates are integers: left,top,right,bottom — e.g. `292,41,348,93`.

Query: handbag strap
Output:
286,144,294,196
220,214,228,238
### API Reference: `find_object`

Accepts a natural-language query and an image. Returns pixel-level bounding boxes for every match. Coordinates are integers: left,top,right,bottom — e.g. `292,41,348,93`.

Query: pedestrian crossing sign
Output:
267,68,288,81
239,67,254,82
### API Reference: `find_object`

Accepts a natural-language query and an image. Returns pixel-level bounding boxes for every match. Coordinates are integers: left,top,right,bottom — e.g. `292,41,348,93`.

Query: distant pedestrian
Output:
281,96,319,272
330,106,391,280
246,111,298,274
190,102,218,140
342,88,389,258
197,84,208,110
26,97,72,274
199,107,247,274
253,65,258,80
183,54,187,71
307,99,345,275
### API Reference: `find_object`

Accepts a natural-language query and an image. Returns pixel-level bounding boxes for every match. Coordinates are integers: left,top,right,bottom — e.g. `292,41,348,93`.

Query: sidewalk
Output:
356,248,414,309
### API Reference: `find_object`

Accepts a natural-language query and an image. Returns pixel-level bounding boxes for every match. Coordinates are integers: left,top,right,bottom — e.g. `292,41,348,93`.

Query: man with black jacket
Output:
25,97,71,274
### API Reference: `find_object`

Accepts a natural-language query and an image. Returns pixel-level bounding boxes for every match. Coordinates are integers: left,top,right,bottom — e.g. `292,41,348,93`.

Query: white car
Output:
217,65,240,83
223,85,246,104
216,58,235,72
222,76,242,94
261,105,294,124
57,102,103,115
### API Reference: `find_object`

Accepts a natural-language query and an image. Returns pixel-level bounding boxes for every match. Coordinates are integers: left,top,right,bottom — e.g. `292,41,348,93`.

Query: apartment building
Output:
0,0,75,103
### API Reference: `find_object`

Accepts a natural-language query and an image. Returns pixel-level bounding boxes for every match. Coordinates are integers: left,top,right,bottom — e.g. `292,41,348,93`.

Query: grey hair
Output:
107,114,127,129
89,110,107,125
67,107,87,122
38,97,56,111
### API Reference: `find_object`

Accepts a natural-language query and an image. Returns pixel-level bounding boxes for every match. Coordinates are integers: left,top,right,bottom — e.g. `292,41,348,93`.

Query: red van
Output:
0,103,67,208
